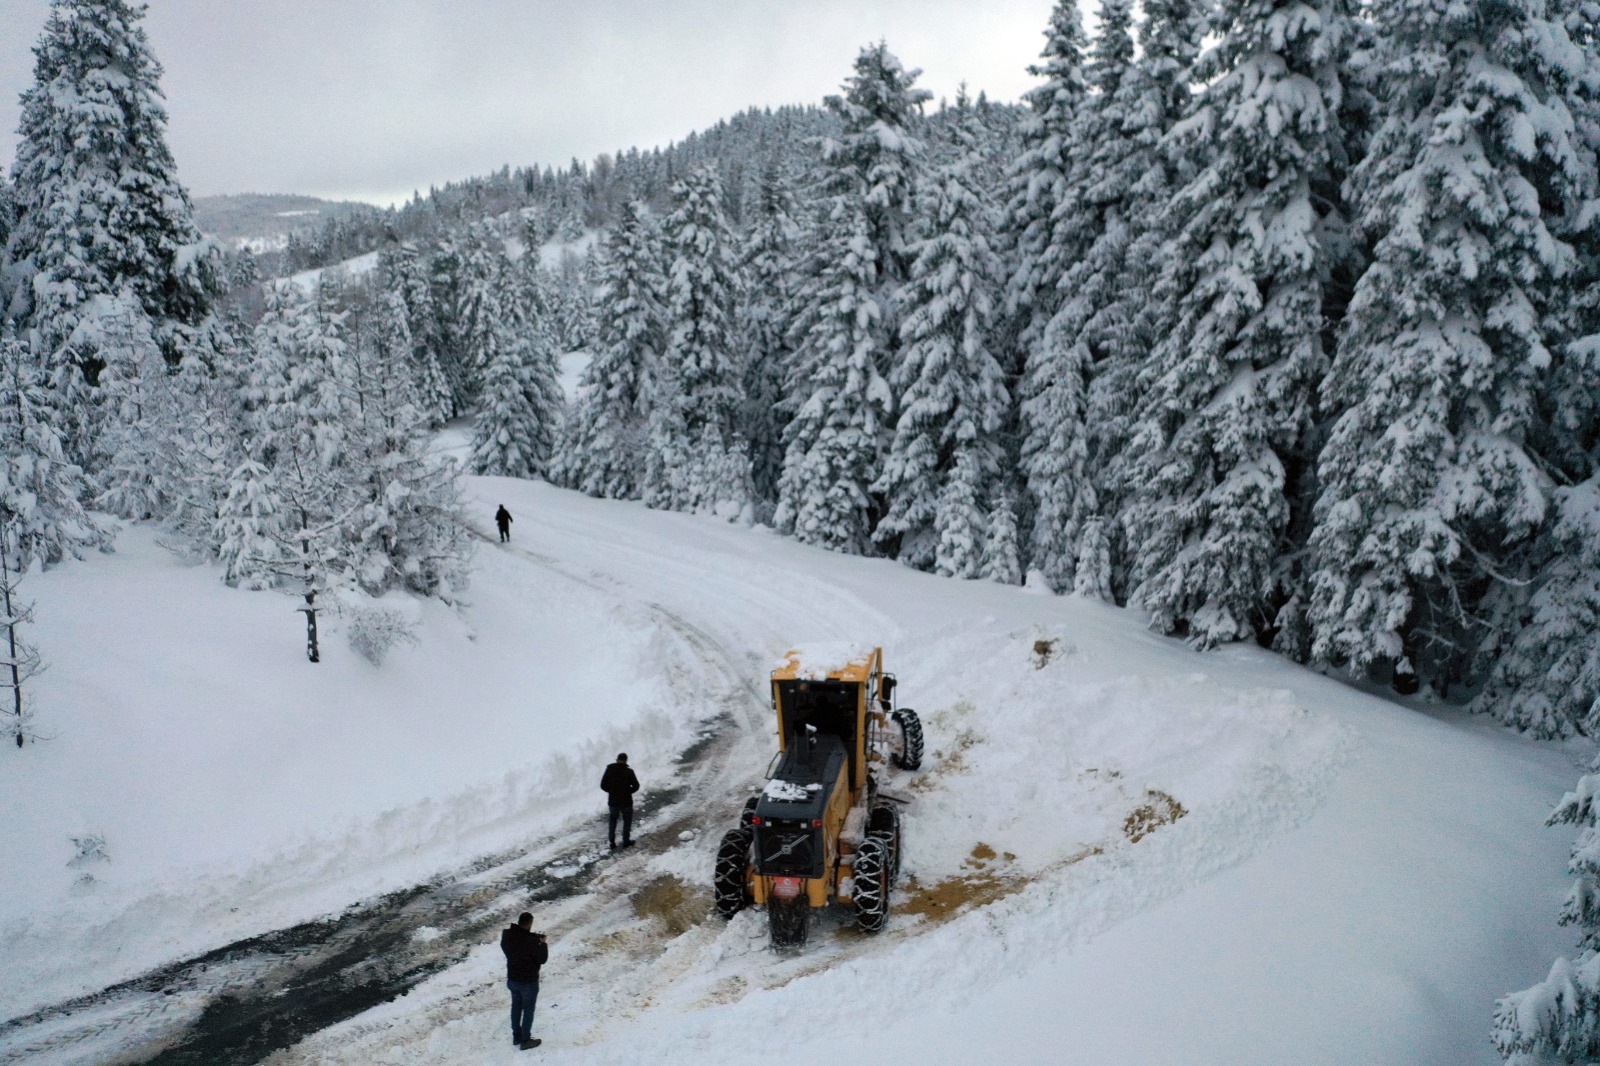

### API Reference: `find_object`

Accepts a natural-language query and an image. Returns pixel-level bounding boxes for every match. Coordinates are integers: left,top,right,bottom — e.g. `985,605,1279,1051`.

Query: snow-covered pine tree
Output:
1015,0,1134,592
1307,0,1594,686
163,320,249,556
539,252,596,360
1073,516,1114,600
1476,478,1600,738
775,198,890,554
469,317,565,482
0,175,13,257
640,358,691,511
1018,304,1093,591
555,201,665,499
79,291,180,520
427,236,471,415
997,0,1090,385
1493,770,1600,1062
875,99,1008,570
1023,0,1208,597
980,489,1024,586
7,0,215,373
344,295,469,597
380,241,452,427
250,284,352,662
934,451,987,578
1478,7,1600,733
649,166,750,514
1119,0,1357,648
1087,0,1211,490
740,164,802,517
213,457,281,590
0,334,105,569
455,226,510,411
777,44,929,550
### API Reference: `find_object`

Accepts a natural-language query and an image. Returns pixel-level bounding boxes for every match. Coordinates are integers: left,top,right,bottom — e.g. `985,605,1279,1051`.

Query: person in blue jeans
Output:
500,912,549,1050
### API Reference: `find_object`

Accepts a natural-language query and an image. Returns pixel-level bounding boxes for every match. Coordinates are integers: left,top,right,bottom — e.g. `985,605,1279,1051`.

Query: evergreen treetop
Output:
8,0,213,361
822,42,932,289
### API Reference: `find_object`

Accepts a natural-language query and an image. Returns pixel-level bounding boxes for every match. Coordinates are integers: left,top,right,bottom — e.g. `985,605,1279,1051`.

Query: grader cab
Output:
713,645,924,947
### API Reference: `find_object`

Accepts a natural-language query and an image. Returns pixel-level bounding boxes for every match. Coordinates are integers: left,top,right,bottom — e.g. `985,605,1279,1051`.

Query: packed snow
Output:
2,476,1584,1064
778,642,875,680
762,779,822,802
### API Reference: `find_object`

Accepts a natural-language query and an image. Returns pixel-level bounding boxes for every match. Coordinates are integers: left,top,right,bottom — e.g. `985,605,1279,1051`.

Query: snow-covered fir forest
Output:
3,0,1600,1059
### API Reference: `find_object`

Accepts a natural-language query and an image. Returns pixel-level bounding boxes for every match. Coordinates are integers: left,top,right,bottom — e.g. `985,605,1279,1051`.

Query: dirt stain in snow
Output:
1123,790,1187,843
630,874,711,938
900,843,1029,922
698,975,747,1006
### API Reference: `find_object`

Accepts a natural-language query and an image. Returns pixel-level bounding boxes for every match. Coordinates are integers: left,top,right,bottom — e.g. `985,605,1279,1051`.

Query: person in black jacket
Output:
600,753,640,849
500,912,548,1050
494,505,513,543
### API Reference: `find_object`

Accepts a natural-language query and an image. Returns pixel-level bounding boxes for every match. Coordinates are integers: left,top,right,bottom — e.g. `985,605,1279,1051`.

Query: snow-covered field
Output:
2,476,1586,1064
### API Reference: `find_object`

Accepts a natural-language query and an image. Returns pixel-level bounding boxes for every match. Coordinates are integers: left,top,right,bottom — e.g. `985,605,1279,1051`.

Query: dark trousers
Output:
497,524,510,542
608,803,633,846
507,978,539,1043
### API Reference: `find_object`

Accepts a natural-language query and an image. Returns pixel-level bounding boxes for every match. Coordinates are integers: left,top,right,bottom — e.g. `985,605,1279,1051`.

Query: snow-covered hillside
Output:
2,476,1584,1064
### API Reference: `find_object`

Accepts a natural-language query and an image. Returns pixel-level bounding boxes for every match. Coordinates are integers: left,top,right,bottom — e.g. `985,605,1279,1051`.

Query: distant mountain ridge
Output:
193,193,379,247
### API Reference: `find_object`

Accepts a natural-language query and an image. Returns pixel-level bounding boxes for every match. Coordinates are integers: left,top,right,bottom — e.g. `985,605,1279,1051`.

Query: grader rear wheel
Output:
713,827,753,918
868,802,901,885
853,835,890,933
767,893,809,948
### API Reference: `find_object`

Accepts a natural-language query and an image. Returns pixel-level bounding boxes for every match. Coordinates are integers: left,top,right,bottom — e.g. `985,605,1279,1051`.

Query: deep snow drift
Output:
2,475,1587,1065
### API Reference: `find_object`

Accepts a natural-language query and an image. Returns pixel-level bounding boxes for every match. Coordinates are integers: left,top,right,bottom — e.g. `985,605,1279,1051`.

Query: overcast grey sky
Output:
0,1,1058,207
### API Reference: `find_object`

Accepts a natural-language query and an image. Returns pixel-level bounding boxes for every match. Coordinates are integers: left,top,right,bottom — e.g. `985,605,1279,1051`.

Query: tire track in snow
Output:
263,524,942,1062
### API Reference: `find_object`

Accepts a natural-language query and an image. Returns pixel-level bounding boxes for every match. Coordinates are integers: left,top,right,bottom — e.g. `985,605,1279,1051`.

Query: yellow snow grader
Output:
713,645,923,947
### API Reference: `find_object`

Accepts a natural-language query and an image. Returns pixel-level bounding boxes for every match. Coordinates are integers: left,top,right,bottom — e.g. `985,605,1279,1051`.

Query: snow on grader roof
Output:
772,643,880,683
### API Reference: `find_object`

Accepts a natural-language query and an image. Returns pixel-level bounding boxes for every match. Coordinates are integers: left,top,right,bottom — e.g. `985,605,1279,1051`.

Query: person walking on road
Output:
495,504,513,543
501,911,548,1050
601,753,640,850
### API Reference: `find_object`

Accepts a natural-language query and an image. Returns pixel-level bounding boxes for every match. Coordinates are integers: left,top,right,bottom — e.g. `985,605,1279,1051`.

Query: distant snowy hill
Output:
192,192,379,250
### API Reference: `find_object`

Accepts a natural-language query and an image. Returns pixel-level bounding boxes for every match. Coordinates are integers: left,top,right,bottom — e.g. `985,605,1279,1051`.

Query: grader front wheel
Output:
891,708,924,771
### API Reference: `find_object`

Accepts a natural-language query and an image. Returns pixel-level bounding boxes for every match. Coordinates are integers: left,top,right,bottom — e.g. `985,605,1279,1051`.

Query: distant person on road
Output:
601,753,640,850
495,505,513,543
500,911,548,1050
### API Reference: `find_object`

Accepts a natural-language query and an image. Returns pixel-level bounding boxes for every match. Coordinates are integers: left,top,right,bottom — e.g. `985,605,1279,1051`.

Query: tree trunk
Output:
301,589,320,663
2,547,23,746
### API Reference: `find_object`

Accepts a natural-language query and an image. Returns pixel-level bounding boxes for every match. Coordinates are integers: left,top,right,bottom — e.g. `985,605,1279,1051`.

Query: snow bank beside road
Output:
0,508,693,1018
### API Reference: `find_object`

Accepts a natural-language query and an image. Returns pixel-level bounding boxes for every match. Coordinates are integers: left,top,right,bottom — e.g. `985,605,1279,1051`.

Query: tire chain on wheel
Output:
713,826,753,918
867,802,901,885
740,796,758,827
891,708,924,771
853,835,889,933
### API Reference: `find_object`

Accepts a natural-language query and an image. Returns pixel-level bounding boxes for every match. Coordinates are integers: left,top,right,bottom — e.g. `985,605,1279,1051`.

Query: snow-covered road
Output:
3,476,1586,1065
